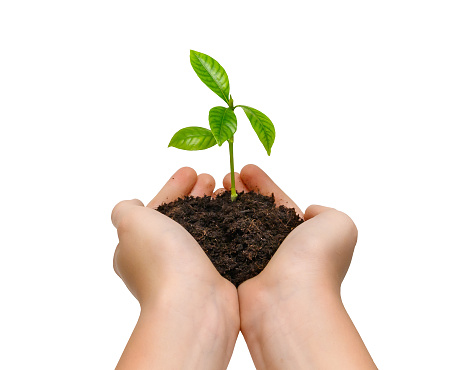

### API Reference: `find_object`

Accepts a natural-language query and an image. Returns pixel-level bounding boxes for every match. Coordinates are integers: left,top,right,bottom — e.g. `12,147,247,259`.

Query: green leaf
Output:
168,127,217,151
190,50,230,104
208,107,237,146
239,106,276,155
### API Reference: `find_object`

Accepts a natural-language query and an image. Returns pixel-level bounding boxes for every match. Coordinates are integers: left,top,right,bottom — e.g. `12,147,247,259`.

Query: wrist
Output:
140,278,240,338
239,275,341,343
238,277,344,370
120,281,239,370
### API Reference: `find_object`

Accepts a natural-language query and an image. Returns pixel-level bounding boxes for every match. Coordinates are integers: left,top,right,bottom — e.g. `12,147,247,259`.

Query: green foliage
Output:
168,50,278,200
190,50,230,104
239,106,275,156
209,107,237,146
168,127,217,150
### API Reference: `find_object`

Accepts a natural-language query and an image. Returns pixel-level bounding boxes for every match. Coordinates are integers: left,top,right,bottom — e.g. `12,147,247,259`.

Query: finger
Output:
240,164,303,218
304,205,335,220
222,172,249,193
147,167,198,208
113,243,121,278
190,173,216,197
111,199,144,228
213,188,226,197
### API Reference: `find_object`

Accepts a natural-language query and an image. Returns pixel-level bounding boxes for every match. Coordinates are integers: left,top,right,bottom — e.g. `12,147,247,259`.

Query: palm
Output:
258,207,357,288
113,167,238,308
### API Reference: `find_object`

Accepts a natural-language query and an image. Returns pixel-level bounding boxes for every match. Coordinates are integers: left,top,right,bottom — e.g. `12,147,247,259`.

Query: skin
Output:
112,165,376,369
224,165,377,369
112,168,239,370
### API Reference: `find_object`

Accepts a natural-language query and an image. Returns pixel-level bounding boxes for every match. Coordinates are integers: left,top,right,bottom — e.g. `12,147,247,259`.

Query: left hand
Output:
112,167,239,370
111,166,238,329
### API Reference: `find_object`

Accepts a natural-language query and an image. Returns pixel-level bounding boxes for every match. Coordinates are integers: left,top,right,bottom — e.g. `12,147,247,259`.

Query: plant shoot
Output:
169,50,275,201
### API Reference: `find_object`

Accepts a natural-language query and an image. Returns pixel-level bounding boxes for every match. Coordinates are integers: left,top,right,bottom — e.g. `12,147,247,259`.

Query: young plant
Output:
169,50,275,201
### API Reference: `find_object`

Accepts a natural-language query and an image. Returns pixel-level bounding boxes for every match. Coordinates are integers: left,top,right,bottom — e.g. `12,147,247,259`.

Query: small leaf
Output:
209,107,237,146
168,127,217,151
239,106,275,155
190,50,230,104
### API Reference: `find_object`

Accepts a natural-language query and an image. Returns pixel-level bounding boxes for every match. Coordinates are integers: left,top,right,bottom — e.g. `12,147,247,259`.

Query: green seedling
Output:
169,50,276,201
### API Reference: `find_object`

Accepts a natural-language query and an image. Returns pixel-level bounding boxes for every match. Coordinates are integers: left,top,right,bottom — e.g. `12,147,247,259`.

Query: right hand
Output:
219,164,358,323
218,165,376,370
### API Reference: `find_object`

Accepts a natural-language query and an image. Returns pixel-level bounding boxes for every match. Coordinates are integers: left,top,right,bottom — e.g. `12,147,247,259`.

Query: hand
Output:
219,164,356,292
111,168,239,370
221,164,376,370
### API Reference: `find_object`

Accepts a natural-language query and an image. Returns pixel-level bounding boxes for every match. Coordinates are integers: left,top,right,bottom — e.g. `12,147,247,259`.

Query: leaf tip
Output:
190,49,202,58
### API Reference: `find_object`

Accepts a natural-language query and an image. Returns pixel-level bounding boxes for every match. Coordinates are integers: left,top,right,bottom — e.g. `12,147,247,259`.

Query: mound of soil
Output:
156,191,303,287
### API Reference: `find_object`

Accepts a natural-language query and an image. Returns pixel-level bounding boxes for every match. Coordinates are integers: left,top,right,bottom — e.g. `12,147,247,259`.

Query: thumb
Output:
111,199,144,229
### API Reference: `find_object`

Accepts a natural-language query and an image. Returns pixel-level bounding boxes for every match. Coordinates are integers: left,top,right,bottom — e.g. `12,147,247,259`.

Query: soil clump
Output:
156,191,303,287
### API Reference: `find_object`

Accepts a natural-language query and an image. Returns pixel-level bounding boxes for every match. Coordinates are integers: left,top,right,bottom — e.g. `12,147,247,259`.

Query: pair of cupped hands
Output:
111,164,358,350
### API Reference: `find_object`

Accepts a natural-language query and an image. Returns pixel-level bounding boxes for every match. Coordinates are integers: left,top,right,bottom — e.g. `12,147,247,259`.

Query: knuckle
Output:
111,199,143,226
111,200,126,224
335,210,358,241
116,208,141,234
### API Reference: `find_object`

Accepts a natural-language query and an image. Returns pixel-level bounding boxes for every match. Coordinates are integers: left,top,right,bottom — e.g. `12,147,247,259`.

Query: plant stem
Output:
228,137,237,201
227,95,237,202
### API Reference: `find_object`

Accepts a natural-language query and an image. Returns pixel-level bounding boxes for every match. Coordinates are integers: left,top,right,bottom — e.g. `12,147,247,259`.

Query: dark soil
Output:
156,191,304,287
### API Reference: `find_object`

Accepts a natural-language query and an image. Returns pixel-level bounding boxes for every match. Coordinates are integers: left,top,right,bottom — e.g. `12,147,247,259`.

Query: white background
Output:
1,1,467,369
